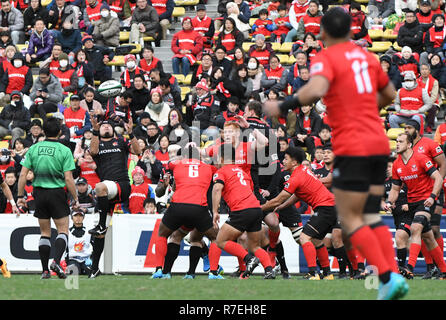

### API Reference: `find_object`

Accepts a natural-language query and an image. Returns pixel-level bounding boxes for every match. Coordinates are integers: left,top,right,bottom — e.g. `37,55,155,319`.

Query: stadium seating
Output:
368,41,393,53
387,128,405,140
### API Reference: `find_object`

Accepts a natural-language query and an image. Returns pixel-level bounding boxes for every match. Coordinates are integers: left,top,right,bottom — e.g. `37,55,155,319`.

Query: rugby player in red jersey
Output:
261,147,337,280
151,145,221,279
212,144,275,279
404,119,446,278
264,7,407,299
205,121,282,267
385,133,446,279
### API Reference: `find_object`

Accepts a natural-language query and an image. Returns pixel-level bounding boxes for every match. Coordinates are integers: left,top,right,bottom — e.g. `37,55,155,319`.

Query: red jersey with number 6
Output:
168,159,217,206
213,164,260,212
392,152,437,203
310,41,390,157
284,164,336,209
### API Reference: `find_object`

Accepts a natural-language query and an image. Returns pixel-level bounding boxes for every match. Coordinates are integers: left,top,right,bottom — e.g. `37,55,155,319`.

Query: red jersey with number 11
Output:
310,42,390,157
168,159,217,206
213,164,260,212
392,152,436,203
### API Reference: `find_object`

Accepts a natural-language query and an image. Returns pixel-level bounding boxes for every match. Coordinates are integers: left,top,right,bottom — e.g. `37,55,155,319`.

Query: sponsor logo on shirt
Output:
310,62,323,75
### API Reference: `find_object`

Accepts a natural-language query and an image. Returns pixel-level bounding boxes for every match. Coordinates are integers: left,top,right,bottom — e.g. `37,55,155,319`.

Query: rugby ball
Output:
97,80,122,98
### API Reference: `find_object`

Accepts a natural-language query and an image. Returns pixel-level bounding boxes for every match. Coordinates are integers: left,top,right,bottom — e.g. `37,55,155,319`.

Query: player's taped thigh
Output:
291,225,304,243
363,194,382,214
101,180,119,200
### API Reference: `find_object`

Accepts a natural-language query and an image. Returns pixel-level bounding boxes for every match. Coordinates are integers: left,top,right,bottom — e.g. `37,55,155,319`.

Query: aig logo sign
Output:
10,227,58,259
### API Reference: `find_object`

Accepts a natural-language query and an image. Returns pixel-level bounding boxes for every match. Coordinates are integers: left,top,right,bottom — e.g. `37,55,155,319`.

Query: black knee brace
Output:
363,195,382,214
412,215,431,233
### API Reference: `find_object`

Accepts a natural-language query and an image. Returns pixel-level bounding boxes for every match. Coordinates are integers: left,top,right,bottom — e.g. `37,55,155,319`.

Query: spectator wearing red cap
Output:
171,17,203,76
120,54,150,90
82,33,114,83
129,0,160,46
189,78,220,138
144,87,170,127
129,166,155,214
92,2,120,47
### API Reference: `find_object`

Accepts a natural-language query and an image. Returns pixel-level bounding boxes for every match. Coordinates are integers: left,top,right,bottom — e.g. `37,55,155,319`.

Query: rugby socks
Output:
154,236,167,270
54,233,68,265
334,246,349,274
268,229,280,248
396,248,408,268
237,257,246,272
187,245,202,275
407,243,421,271
91,237,105,271
421,241,433,265
437,236,444,253
223,241,248,260
39,236,51,272
316,245,331,275
349,225,391,283
302,242,317,274
370,223,398,273
97,196,109,228
346,248,358,271
162,243,180,274
429,246,446,273
275,241,288,272
254,248,272,269
208,242,222,275
201,242,209,257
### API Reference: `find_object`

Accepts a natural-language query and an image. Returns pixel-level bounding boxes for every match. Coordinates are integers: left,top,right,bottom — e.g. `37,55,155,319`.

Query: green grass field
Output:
1,274,445,300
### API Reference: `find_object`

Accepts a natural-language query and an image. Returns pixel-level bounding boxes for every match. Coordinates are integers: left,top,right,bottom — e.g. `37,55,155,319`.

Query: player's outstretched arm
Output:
261,190,293,212
89,112,100,157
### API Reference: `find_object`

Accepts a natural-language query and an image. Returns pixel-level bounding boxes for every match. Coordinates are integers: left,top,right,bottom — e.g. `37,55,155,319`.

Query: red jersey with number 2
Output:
392,152,436,203
168,159,217,206
284,164,336,209
310,42,390,157
213,164,260,212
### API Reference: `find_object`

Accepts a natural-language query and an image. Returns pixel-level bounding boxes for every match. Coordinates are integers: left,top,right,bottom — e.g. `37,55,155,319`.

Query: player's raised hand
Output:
89,111,100,130
235,115,249,129
125,117,133,134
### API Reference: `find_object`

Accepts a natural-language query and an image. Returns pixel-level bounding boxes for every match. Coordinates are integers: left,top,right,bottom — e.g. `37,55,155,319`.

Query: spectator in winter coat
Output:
396,10,424,54
0,91,30,146
171,17,203,76
129,0,160,45
380,54,403,90
29,68,64,120
389,71,432,128
421,13,446,65
0,0,24,45
293,104,322,157
148,0,175,40
261,55,288,93
53,20,82,57
295,0,323,40
92,2,120,48
82,34,114,83
23,0,49,34
26,19,54,64
429,53,446,89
